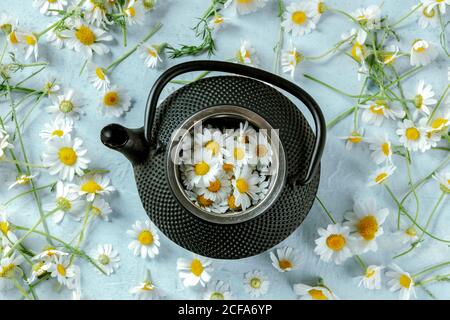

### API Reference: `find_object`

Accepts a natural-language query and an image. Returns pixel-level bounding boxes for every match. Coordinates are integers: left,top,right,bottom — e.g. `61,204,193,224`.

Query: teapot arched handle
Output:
144,60,326,186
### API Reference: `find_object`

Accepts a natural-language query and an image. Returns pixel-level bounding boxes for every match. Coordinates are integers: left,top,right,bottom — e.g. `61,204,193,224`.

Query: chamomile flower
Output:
361,100,405,126
28,261,48,284
47,255,76,288
0,12,15,36
194,127,227,160
76,173,115,202
196,174,231,202
417,3,439,28
208,14,229,30
394,227,419,245
426,107,450,144
351,5,381,30
0,213,18,246
231,166,260,211
127,220,160,259
386,264,416,300
90,198,112,221
99,86,131,117
138,43,163,69
125,0,145,26
0,251,24,290
62,20,112,58
243,270,270,298
433,170,450,193
177,255,213,287
81,0,110,28
142,0,157,11
224,0,268,15
18,31,39,61
130,271,161,300
269,246,301,272
46,26,68,49
39,117,73,142
413,80,437,117
342,28,367,62
423,0,449,14
45,88,82,121
249,133,273,167
368,165,396,186
379,44,400,65
203,280,233,300
186,191,229,213
183,150,220,188
87,63,110,91
281,2,316,37
396,119,428,152
225,141,253,167
33,248,68,262
339,128,364,150
281,45,303,78
293,283,336,300
356,265,384,290
6,27,21,49
314,224,354,264
8,173,38,190
92,244,120,275
0,128,13,159
43,181,85,223
343,198,389,254
33,0,67,15
410,39,438,66
42,76,61,97
43,135,90,181
236,40,258,66
368,134,392,164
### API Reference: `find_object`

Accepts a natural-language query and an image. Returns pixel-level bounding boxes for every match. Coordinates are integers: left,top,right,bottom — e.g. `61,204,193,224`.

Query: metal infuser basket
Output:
100,61,326,259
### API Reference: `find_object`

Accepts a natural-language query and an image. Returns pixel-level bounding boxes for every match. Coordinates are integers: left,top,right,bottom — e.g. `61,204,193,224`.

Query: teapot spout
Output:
100,124,149,165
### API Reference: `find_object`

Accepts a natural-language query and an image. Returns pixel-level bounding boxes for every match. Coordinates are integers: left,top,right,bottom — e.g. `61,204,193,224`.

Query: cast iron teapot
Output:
100,60,326,259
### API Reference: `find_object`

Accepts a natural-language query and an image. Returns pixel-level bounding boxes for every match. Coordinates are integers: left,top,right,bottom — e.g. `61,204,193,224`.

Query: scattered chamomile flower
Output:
361,100,405,126
231,166,261,211
99,86,131,117
243,270,270,298
351,4,381,30
0,12,16,36
339,128,364,150
130,270,161,300
396,119,428,152
46,88,82,121
138,43,163,69
281,44,303,79
0,128,13,159
62,20,113,58
186,190,229,213
394,226,419,245
92,244,120,276
127,220,160,259
282,1,317,37
235,120,257,145
91,198,112,221
125,0,145,26
433,170,450,193
314,224,354,265
224,0,268,15
380,44,400,65
47,255,76,289
416,3,439,28
343,198,389,254
33,0,67,15
208,14,230,30
0,250,24,290
311,0,327,21
423,0,449,14
410,39,438,66
250,133,273,167
76,173,115,202
236,39,258,66
177,255,213,287
18,31,39,61
33,247,68,262
427,107,450,133
6,26,21,49
269,246,301,272
203,280,233,300
81,0,110,28
194,127,227,160
413,79,437,117
356,265,384,290
142,0,157,11
196,173,231,202
293,283,337,300
367,133,393,164
367,164,396,186
46,24,69,49
39,117,74,142
0,212,18,246
42,75,61,97
87,63,110,91
43,181,85,223
386,264,416,300
183,150,220,188
42,135,90,181
225,140,252,167
28,260,48,284
8,173,38,190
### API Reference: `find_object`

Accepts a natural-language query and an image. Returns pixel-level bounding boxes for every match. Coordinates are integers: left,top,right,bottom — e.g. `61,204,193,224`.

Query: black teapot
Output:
100,60,326,259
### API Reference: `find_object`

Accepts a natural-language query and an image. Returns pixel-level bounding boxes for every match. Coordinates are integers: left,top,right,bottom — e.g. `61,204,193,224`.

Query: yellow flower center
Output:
16,175,31,185
103,91,119,107
205,140,220,155
381,142,390,156
207,179,221,193
194,161,210,176
48,0,57,3
58,147,77,166
278,259,292,270
414,94,423,109
197,194,213,207
370,105,385,115
256,144,268,157
56,197,72,211
56,264,66,277
236,178,249,193
399,274,412,288
190,259,204,277
237,0,253,3
228,195,238,210
95,67,106,80
292,11,307,25
214,15,224,25
0,263,15,278
233,147,245,161
25,35,37,46
365,268,376,278
317,2,327,14
59,100,74,113
0,221,10,235
423,6,436,18
81,180,103,193
147,48,157,57
91,206,102,216
348,134,363,144
75,25,96,46
326,234,346,251
98,254,110,265
405,127,420,141
431,118,447,130
413,42,426,52
127,6,136,17
375,172,388,184
52,129,64,137
210,292,225,300
223,163,234,172
382,53,396,64
356,215,379,240
405,227,417,237
250,277,261,289
138,230,154,245
8,31,18,44
308,289,328,300
351,43,364,61
142,281,154,291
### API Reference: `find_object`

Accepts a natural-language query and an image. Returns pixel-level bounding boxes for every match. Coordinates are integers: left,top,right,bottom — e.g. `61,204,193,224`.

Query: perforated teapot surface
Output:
101,60,326,259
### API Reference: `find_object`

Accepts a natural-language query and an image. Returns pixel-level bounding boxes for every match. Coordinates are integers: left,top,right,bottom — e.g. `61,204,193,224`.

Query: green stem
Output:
326,105,357,129
428,84,450,125
13,278,32,300
1,158,48,169
413,261,450,279
405,151,420,222
3,183,56,207
390,3,422,28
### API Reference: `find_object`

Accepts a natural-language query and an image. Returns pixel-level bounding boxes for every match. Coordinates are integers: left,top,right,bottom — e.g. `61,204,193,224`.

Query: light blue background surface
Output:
0,0,449,300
